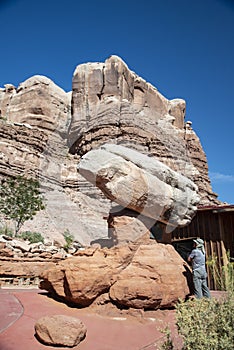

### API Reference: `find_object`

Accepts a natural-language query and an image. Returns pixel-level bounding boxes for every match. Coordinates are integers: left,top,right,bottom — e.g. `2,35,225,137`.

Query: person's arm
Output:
188,250,195,262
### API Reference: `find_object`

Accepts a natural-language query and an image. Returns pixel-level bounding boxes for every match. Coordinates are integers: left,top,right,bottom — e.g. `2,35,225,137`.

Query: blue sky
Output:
0,0,233,204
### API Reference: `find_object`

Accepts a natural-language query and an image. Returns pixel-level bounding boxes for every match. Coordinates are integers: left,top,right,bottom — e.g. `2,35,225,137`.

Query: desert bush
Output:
161,253,234,350
63,229,74,251
18,231,44,244
175,295,234,350
0,225,14,237
160,327,173,350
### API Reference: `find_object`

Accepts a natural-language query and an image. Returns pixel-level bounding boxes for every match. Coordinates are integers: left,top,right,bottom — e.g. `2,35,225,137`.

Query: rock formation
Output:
0,55,220,246
0,76,110,244
78,144,200,229
39,242,191,309
69,55,218,206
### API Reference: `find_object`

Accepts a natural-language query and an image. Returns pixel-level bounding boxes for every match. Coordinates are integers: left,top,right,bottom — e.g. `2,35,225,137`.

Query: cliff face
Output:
0,76,110,244
0,56,219,244
69,55,218,205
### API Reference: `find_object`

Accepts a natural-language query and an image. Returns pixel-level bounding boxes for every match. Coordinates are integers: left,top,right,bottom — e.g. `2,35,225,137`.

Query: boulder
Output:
109,244,190,309
78,144,200,229
10,239,31,252
35,315,86,347
39,243,191,309
40,245,134,306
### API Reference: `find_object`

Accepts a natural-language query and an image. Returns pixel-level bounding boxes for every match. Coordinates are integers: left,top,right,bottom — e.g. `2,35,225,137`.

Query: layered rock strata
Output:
0,56,220,246
69,55,218,206
0,76,111,244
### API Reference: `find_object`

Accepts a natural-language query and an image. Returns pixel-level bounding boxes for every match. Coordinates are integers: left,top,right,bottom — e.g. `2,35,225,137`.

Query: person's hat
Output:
193,238,204,246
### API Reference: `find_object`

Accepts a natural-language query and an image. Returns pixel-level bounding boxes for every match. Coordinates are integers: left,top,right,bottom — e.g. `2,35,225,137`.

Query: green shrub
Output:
176,295,234,350
63,229,74,251
18,231,44,244
160,327,173,350
0,225,14,237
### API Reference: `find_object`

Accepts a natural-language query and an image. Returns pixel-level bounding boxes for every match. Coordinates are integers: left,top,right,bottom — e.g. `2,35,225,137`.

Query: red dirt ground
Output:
0,288,222,350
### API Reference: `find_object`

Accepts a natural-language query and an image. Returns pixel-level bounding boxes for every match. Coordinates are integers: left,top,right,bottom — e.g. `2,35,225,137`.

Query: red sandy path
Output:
0,289,181,350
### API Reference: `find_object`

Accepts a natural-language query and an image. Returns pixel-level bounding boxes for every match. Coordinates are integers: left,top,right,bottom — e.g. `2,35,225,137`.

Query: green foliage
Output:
0,176,45,235
18,231,44,244
63,229,74,251
0,225,14,237
160,327,173,350
176,295,234,350
160,254,234,350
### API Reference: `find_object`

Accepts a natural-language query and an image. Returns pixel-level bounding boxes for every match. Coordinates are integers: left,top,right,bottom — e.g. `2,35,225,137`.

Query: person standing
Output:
188,238,211,299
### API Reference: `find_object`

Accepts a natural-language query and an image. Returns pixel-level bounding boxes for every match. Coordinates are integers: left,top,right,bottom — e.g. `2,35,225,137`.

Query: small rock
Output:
39,252,52,259
52,251,66,259
45,245,59,253
35,315,87,347
30,243,45,251
0,242,6,249
1,235,13,241
67,247,76,254
11,239,31,252
30,248,43,254
0,247,14,257
43,238,54,246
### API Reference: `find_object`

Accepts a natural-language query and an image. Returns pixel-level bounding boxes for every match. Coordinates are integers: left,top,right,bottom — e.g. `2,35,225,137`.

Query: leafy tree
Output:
0,176,45,235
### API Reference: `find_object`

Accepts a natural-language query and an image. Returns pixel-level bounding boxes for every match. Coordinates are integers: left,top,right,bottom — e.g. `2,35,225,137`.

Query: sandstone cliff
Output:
0,56,219,244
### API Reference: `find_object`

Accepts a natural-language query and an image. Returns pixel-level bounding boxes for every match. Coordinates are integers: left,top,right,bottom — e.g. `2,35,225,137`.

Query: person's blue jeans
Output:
193,267,211,299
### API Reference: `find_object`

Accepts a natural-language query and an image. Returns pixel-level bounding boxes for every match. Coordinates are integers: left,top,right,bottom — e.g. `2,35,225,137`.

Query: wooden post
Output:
218,214,228,290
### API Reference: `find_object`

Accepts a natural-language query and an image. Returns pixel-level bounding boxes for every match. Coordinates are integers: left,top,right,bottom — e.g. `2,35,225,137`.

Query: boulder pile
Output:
39,241,192,310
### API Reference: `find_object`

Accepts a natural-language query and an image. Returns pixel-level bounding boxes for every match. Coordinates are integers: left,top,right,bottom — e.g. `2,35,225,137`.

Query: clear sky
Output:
0,0,233,204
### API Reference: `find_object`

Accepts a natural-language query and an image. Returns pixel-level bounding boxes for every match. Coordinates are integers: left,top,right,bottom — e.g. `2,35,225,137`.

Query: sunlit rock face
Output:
78,144,200,229
39,243,191,309
0,76,110,244
0,56,219,246
69,55,218,206
0,75,70,132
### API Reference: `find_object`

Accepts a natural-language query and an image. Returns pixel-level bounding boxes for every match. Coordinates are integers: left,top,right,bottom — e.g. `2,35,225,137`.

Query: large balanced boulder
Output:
35,315,86,347
39,243,191,310
78,143,200,229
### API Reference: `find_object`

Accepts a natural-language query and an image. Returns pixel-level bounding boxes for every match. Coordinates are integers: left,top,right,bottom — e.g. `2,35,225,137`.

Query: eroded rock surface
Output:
39,243,191,309
0,76,110,244
0,55,220,247
78,144,200,228
69,55,219,206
